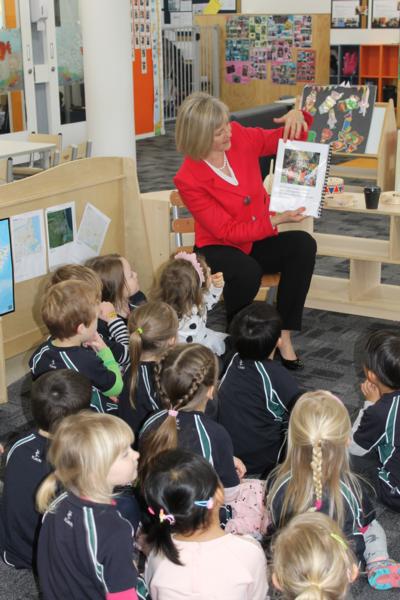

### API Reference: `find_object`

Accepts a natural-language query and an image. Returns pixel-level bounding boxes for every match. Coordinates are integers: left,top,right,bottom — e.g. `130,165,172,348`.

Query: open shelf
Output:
314,233,391,262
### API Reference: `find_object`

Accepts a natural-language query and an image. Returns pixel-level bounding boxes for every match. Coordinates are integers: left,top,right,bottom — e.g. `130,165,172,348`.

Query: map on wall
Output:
0,218,15,316
301,84,377,153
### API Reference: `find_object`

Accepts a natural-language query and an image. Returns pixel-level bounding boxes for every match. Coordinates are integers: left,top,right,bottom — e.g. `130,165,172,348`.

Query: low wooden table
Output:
0,139,56,169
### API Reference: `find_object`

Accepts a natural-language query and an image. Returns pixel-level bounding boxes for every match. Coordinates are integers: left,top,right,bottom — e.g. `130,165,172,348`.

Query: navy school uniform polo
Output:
37,492,138,600
0,430,51,569
217,354,300,475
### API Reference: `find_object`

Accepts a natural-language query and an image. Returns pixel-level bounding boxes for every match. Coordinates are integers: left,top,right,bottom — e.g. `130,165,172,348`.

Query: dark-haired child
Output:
350,329,400,512
0,370,91,569
29,280,123,413
144,449,268,600
118,301,178,439
86,254,147,371
218,302,301,477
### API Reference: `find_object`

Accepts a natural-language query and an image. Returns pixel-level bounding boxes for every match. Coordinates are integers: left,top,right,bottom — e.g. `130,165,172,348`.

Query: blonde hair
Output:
86,254,128,310
128,301,178,408
47,264,102,300
36,412,134,512
150,257,204,319
273,512,357,600
175,92,229,160
267,391,362,528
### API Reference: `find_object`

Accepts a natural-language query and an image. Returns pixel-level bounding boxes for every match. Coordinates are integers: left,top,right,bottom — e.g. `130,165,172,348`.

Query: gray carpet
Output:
0,122,399,599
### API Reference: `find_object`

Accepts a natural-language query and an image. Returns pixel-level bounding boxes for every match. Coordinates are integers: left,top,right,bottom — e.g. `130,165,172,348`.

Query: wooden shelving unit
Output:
359,44,398,104
305,194,400,321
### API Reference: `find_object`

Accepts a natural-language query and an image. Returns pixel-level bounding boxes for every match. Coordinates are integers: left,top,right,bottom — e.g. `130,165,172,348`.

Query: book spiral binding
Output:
319,144,333,217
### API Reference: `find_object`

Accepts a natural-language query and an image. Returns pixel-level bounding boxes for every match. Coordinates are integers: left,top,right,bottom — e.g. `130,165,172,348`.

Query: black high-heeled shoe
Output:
275,347,304,371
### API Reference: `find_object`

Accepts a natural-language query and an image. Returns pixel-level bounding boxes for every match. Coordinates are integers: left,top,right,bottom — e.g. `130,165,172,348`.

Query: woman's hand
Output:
273,109,308,142
270,207,307,227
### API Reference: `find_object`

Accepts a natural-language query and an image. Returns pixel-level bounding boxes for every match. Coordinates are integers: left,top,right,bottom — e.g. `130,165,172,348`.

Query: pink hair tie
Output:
159,508,176,525
314,499,323,511
174,252,205,284
168,409,178,418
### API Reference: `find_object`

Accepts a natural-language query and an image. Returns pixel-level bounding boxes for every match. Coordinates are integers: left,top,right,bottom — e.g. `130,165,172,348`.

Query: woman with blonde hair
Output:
36,412,140,600
174,91,317,369
266,390,400,591
272,512,358,599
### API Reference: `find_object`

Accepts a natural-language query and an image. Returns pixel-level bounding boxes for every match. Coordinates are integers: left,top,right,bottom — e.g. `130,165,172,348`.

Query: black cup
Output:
364,186,381,209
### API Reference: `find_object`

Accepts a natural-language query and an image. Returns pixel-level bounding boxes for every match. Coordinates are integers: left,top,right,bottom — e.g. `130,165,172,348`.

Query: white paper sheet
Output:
72,203,111,263
269,140,330,218
10,209,47,282
45,202,77,270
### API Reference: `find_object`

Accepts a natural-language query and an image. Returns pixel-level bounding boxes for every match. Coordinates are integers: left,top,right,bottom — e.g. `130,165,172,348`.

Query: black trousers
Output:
196,230,317,329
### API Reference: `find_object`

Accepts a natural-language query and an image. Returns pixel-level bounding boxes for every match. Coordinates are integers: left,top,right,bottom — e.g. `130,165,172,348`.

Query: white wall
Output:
242,0,400,44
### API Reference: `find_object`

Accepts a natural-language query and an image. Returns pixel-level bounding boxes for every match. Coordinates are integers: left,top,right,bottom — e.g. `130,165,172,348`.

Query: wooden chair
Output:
76,140,93,159
54,144,78,165
12,132,62,177
0,157,13,184
170,190,280,303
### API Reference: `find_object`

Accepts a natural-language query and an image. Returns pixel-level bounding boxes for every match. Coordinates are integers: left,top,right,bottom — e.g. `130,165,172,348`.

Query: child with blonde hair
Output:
36,412,140,600
150,252,227,355
86,253,147,370
267,390,400,591
118,301,178,437
272,512,358,600
144,448,268,600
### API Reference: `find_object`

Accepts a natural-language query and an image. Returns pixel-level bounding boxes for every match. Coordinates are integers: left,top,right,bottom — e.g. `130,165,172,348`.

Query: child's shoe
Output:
367,559,400,590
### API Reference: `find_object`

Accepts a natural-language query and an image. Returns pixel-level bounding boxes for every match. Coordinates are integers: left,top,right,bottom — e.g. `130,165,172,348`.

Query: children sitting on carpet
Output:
0,370,91,569
266,390,400,591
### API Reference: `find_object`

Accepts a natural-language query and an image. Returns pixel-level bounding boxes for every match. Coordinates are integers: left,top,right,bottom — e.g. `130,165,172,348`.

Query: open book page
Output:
269,140,331,218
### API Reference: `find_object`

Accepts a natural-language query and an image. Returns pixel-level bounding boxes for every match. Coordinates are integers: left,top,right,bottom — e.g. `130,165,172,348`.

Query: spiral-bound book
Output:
269,139,331,218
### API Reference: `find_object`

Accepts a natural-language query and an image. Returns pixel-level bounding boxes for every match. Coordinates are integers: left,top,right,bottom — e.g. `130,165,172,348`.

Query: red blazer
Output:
174,113,312,255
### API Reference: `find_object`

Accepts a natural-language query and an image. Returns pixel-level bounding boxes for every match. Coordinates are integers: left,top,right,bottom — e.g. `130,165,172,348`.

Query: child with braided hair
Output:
266,390,400,591
139,343,267,535
118,301,178,438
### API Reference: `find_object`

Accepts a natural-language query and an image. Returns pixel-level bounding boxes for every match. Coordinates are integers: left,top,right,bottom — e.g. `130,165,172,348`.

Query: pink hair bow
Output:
174,252,205,284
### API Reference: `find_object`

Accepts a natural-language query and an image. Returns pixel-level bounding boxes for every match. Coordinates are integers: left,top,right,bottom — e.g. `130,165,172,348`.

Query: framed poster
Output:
331,0,368,28
372,0,400,27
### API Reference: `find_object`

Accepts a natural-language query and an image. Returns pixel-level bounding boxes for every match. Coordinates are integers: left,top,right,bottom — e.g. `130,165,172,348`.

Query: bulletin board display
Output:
195,13,330,112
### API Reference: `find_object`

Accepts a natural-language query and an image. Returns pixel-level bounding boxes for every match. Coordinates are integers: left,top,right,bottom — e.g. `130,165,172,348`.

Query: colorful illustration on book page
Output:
270,40,293,63
297,49,315,82
301,84,377,153
271,61,296,85
267,15,294,41
293,15,312,47
225,60,252,83
249,48,268,79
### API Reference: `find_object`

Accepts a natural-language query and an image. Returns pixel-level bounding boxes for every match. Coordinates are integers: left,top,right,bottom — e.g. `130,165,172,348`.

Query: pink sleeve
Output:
106,589,138,600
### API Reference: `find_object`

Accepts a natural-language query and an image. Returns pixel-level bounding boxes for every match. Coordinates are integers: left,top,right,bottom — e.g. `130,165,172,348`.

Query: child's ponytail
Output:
311,439,323,510
36,472,59,513
128,302,178,409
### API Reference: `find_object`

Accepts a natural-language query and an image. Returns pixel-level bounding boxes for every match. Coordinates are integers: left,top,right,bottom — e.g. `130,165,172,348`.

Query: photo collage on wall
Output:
301,84,377,153
225,14,314,85
132,0,152,73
